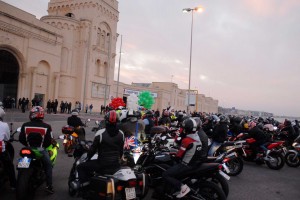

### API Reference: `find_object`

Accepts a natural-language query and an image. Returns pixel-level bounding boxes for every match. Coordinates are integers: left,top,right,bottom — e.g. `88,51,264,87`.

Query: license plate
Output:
125,187,136,199
17,157,31,168
219,170,230,180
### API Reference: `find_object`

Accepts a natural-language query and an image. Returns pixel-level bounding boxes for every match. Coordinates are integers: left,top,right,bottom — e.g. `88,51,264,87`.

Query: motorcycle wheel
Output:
191,180,227,200
68,165,77,196
285,152,300,168
64,140,73,154
16,169,34,200
266,151,285,170
204,173,229,197
225,157,244,176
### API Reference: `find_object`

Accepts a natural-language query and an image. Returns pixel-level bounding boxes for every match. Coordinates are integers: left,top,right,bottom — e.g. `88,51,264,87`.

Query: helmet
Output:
284,119,291,126
163,110,169,117
182,117,197,133
118,109,128,122
248,121,256,129
145,110,153,118
71,109,79,116
105,110,118,125
193,117,202,130
219,115,229,123
211,115,220,123
29,106,45,120
0,107,5,120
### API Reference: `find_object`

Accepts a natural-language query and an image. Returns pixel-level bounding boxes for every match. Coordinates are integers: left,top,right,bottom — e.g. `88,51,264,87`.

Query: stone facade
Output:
0,0,118,108
112,81,218,114
0,1,218,113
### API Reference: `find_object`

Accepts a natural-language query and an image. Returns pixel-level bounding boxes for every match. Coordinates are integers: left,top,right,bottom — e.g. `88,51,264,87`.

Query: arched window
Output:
65,13,75,18
97,28,101,46
96,59,101,76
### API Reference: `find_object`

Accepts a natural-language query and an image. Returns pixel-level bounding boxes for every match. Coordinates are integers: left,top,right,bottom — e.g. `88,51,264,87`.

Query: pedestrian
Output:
21,97,26,113
89,104,93,114
18,98,22,109
85,104,88,113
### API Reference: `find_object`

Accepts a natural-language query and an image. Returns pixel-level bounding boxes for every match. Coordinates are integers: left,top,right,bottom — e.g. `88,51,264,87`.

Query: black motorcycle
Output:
68,140,148,200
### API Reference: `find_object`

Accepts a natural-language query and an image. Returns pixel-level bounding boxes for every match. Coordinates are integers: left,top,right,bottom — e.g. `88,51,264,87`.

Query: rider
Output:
19,106,55,194
208,115,229,156
75,110,125,187
143,110,155,139
0,107,17,190
158,109,171,127
162,117,204,198
67,109,85,141
247,121,269,159
281,119,297,147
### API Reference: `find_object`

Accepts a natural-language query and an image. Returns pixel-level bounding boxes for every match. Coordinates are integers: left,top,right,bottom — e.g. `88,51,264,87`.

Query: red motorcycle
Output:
235,133,285,170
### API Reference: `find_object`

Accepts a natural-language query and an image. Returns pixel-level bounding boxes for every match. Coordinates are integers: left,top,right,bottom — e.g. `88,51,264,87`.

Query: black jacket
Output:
19,120,53,148
248,126,268,145
87,126,124,166
211,123,228,143
67,115,84,127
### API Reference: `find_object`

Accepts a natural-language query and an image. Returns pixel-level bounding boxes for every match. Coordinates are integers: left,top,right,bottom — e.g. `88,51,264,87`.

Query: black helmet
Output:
182,117,197,133
219,115,229,123
193,117,202,130
145,110,153,118
105,110,118,126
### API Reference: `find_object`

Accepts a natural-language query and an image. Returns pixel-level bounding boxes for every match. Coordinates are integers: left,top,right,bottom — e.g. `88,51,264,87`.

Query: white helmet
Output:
0,107,5,119
118,109,128,122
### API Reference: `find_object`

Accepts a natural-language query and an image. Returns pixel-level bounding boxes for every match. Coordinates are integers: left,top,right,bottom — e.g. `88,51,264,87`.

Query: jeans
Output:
40,149,53,186
162,163,191,191
208,141,222,156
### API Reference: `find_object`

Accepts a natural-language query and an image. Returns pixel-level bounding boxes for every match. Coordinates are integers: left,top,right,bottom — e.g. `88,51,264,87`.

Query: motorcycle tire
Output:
266,151,285,170
285,152,300,168
226,157,244,176
191,180,227,200
68,165,77,196
204,173,229,197
16,168,34,200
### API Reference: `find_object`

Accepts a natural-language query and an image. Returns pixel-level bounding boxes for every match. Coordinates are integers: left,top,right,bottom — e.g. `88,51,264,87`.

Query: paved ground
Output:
1,108,300,200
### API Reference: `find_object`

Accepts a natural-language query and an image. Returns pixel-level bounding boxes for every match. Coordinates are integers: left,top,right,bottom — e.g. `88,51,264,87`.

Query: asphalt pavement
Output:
1,108,300,200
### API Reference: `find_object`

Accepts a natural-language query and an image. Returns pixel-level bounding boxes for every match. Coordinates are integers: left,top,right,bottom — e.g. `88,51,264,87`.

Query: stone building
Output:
112,81,218,114
0,0,218,113
0,0,118,108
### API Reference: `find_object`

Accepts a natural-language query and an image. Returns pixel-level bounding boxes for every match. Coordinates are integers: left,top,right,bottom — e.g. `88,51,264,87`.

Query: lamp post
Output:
116,34,123,97
183,6,203,115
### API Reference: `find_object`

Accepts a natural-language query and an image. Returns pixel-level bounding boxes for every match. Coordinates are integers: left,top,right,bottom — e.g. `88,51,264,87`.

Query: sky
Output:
2,0,300,117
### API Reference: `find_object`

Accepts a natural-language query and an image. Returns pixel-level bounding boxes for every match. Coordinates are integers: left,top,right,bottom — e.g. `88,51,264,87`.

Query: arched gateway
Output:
0,49,19,108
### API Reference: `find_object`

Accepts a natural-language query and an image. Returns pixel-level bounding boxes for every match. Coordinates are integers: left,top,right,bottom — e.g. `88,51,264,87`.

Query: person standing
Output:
85,104,88,113
21,97,26,113
89,104,93,114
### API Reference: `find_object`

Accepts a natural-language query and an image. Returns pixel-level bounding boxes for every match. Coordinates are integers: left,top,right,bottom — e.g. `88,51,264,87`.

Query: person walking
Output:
89,104,93,114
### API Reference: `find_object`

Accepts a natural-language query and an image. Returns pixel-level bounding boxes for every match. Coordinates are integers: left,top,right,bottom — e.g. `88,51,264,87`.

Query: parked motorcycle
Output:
232,133,285,170
285,135,300,167
68,140,148,200
133,134,230,197
16,137,59,200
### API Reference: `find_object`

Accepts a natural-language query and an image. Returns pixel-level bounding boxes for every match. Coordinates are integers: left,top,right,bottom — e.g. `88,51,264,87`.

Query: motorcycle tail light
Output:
21,149,31,155
139,180,143,187
218,164,223,170
128,180,137,187
223,158,230,163
116,185,123,192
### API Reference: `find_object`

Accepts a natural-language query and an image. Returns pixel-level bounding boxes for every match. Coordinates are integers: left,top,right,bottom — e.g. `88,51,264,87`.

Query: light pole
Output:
116,34,123,97
183,6,203,115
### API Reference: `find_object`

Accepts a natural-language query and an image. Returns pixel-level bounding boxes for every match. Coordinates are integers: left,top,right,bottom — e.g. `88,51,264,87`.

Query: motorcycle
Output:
0,124,19,190
232,133,285,170
61,119,90,155
16,137,59,200
133,134,230,198
284,135,300,167
68,140,148,200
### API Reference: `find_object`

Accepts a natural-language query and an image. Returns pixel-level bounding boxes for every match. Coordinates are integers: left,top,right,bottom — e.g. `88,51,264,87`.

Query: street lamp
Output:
182,6,203,115
116,34,123,97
